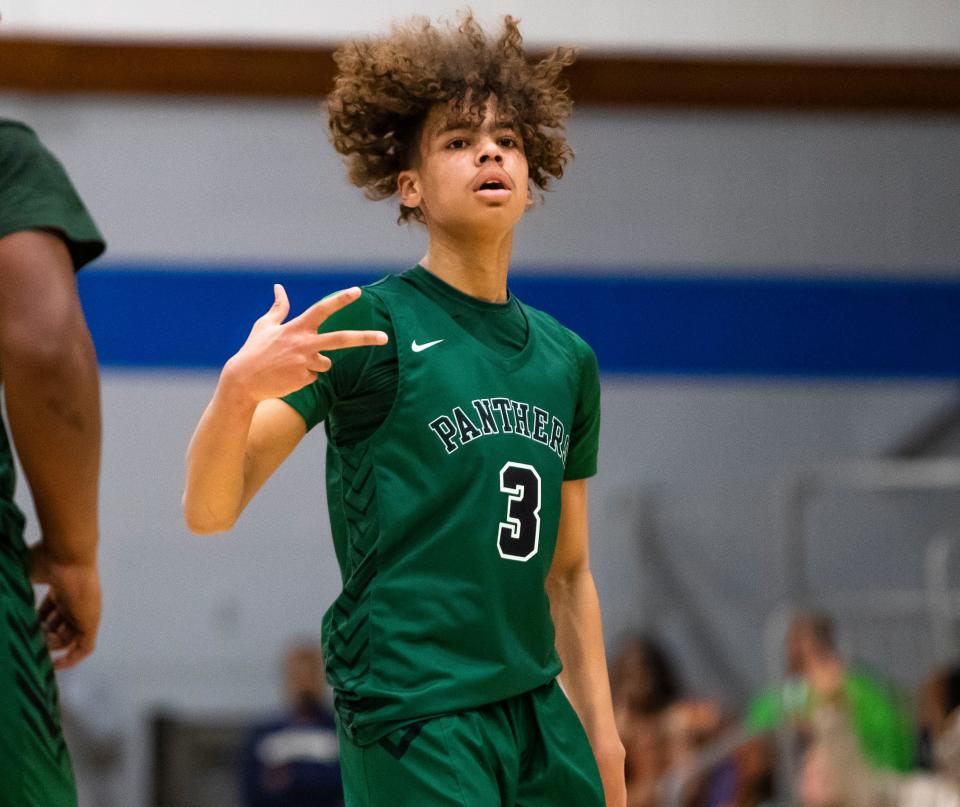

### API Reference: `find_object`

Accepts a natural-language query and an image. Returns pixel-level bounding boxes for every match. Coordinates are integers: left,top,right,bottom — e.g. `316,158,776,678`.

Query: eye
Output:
446,138,469,149
498,136,518,149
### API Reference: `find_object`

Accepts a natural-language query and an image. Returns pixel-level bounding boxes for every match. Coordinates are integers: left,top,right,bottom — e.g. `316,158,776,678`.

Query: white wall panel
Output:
2,96,958,274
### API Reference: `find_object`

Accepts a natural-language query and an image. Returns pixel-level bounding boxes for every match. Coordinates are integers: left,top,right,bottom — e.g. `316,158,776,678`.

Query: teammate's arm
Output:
183,285,386,534
547,478,626,807
0,230,102,669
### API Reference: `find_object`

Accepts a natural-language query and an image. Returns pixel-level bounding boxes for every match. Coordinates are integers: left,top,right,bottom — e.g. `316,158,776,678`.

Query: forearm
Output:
548,566,620,742
549,478,626,805
549,566,626,805
4,315,101,563
183,371,259,534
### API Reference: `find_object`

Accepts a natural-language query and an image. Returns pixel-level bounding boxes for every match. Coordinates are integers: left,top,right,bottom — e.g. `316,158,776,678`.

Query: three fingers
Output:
259,285,387,378
285,286,389,372
267,286,388,345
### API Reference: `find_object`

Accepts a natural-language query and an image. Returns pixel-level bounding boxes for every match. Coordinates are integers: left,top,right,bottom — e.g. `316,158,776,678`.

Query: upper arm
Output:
550,338,600,579
563,336,601,481
550,478,591,581
0,230,86,360
239,398,309,510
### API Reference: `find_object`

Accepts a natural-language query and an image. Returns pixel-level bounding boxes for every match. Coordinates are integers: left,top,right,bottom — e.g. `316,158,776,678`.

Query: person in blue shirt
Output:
240,641,343,807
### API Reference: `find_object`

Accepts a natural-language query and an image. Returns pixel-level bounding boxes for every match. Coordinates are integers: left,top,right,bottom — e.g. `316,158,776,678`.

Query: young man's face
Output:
398,97,530,237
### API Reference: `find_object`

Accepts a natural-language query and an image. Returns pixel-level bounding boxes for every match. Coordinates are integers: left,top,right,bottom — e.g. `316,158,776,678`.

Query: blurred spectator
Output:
612,634,727,807
611,635,683,807
919,665,960,769
239,641,343,807
707,736,775,807
664,698,728,806
799,698,960,807
664,699,725,768
612,634,683,719
747,611,914,773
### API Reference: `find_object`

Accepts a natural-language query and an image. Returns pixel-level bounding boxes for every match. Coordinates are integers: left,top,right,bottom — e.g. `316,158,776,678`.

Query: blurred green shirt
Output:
747,669,915,772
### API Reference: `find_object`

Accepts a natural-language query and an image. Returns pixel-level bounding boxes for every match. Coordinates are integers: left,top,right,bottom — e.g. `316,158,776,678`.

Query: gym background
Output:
1,2,959,804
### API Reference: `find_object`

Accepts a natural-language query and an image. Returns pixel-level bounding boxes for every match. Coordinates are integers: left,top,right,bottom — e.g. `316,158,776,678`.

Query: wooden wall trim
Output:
1,37,959,112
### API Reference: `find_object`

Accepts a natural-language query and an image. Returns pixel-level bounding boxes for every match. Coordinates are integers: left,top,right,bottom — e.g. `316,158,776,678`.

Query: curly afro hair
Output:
327,12,576,224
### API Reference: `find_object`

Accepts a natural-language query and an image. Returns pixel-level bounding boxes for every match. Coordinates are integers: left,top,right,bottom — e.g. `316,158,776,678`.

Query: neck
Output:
420,227,514,303
804,654,845,692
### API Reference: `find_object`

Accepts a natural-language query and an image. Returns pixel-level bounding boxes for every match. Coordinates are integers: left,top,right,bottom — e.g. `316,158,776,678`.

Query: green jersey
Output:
284,267,600,744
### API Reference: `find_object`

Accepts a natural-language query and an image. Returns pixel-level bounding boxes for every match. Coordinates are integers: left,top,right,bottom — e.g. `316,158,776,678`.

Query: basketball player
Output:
184,14,626,806
0,119,105,806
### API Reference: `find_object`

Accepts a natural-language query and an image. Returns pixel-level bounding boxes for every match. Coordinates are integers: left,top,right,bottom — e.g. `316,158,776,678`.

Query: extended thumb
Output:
269,283,290,321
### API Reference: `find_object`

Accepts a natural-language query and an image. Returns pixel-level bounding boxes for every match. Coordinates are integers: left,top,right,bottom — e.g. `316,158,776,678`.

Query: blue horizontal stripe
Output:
77,264,960,378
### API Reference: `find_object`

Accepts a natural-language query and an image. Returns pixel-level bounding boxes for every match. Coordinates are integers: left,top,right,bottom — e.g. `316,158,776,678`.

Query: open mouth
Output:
478,180,506,191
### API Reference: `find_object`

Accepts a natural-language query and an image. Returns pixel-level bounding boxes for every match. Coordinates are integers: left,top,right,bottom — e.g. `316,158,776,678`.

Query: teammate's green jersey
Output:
0,119,105,807
0,119,105,542
284,267,600,745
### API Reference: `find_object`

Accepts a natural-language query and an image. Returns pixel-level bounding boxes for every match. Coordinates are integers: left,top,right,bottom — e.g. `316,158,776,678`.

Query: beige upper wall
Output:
1,0,959,56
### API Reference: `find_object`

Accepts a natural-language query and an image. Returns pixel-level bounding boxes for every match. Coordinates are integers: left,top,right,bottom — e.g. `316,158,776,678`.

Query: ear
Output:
525,185,535,209
397,170,421,209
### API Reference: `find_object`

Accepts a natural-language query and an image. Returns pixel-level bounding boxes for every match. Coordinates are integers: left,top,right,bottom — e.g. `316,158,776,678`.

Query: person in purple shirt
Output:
240,641,343,807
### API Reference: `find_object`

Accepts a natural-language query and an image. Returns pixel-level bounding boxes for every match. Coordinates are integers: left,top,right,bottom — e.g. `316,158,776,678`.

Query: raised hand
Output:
221,284,388,403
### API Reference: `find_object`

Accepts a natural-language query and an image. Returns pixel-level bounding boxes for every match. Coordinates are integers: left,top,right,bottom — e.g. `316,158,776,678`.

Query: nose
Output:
476,137,503,165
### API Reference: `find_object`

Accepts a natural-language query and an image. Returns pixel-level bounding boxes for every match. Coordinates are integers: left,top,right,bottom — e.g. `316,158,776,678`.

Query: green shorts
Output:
338,680,605,807
0,533,76,807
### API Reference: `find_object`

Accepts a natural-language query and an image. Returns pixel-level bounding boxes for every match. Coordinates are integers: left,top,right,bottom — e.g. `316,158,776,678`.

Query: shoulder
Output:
845,671,903,712
341,269,445,326
0,119,106,270
362,270,422,306
522,301,598,377
0,120,47,177
0,119,40,146
0,119,60,174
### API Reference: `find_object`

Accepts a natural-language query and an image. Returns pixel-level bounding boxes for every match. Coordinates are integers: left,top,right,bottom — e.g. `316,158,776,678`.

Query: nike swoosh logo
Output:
411,339,444,353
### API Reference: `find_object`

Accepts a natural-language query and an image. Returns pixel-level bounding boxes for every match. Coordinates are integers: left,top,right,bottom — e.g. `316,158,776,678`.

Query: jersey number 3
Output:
497,462,541,561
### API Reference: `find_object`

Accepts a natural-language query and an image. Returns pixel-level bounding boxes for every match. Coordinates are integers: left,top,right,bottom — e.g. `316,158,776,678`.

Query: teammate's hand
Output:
28,543,101,670
221,285,388,403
